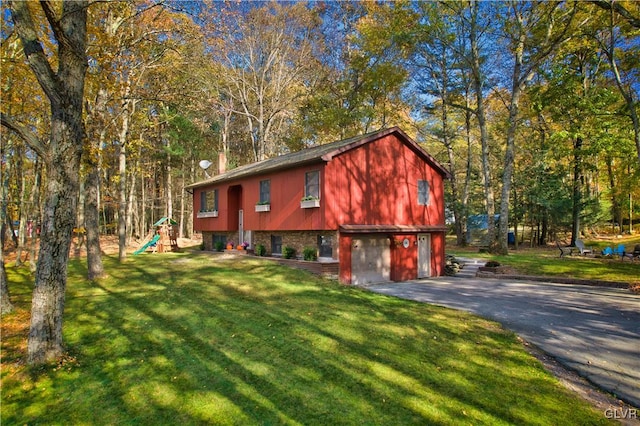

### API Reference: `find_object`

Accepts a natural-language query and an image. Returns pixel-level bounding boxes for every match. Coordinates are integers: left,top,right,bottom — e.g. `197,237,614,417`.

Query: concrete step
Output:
453,257,484,278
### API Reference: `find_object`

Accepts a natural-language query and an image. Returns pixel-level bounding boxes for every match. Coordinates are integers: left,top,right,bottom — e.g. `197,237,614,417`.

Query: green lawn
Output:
449,235,640,285
2,252,612,425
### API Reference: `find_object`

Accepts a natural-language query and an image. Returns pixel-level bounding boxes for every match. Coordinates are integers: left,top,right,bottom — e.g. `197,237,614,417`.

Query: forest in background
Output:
2,1,639,257
1,0,638,365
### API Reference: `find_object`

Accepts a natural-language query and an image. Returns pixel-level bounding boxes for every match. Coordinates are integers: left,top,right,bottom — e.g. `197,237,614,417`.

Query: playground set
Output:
134,217,179,255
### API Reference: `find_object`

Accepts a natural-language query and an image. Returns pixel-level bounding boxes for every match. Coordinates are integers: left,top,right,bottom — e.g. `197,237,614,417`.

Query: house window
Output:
200,191,206,211
200,189,218,212
317,235,333,258
212,234,226,248
418,180,430,206
271,235,282,255
305,171,320,199
259,179,270,204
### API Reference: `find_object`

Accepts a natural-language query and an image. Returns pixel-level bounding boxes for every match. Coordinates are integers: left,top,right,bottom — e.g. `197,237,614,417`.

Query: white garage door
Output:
351,236,390,285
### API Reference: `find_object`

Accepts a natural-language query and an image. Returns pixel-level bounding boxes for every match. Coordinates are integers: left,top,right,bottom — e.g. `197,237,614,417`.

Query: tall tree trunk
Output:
511,186,519,249
7,0,88,364
186,158,195,238
85,164,104,280
0,141,14,314
460,90,473,246
84,86,108,280
437,43,464,246
497,1,574,254
74,178,85,257
85,133,104,280
15,143,27,266
605,153,622,233
0,260,11,315
117,85,135,261
117,98,131,261
470,0,496,247
77,177,85,228
166,150,173,219
126,158,137,243
498,79,524,254
28,160,42,273
602,4,640,165
118,140,127,261
497,6,527,255
179,156,186,239
571,137,584,245
141,173,147,236
29,160,81,362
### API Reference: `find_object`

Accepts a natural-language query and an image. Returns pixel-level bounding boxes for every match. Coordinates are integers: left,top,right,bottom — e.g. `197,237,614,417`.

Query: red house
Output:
186,127,451,285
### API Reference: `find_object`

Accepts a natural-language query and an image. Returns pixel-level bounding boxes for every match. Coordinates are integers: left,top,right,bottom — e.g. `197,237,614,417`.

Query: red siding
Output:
194,133,446,234
391,235,418,281
431,232,446,276
194,164,327,232
325,134,446,229
339,235,352,284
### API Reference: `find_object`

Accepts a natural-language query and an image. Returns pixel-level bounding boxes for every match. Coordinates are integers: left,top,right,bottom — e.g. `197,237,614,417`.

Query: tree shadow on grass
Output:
2,254,610,425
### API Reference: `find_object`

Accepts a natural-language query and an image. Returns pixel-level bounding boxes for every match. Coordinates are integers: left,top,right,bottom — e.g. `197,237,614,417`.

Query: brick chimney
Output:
218,152,226,174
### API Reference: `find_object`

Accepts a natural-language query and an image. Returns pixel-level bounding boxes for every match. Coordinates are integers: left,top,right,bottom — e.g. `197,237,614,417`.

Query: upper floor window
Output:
200,189,219,212
418,180,430,206
305,171,320,199
259,179,271,204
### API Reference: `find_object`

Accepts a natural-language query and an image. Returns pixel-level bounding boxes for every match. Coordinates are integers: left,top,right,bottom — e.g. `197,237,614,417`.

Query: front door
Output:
417,233,431,278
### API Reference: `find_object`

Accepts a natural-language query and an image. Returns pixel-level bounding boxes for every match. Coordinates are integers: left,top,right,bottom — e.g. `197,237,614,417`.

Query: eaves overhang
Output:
185,127,452,191
339,224,448,234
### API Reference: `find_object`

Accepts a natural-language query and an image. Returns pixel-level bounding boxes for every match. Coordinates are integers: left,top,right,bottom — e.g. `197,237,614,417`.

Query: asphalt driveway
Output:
363,260,640,408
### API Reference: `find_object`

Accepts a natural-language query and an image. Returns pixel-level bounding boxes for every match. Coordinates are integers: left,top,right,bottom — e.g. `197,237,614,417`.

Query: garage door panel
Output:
352,237,390,285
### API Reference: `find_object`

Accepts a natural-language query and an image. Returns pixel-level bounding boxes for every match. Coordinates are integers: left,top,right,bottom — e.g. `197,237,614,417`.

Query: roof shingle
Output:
185,127,450,190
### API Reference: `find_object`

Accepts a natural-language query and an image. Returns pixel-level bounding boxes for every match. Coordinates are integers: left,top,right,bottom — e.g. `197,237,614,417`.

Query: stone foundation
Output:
252,230,339,259
202,230,339,259
201,232,238,251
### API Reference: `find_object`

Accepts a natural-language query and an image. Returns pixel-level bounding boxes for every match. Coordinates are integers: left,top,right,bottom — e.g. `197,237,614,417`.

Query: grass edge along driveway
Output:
2,253,613,425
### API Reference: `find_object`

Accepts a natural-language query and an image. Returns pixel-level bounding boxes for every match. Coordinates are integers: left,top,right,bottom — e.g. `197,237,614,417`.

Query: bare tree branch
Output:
8,1,62,106
590,0,640,28
0,113,48,160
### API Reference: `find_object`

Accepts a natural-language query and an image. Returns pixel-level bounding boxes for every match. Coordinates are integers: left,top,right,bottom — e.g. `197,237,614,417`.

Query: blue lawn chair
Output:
612,244,626,257
602,246,613,256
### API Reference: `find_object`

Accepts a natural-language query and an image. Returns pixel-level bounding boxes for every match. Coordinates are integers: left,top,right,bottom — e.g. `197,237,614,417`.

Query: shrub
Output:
303,247,317,261
485,261,501,267
283,246,296,259
215,241,225,252
255,244,266,256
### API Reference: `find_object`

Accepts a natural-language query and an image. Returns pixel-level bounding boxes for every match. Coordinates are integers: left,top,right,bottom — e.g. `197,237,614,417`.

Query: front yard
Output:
2,252,611,425
449,235,640,287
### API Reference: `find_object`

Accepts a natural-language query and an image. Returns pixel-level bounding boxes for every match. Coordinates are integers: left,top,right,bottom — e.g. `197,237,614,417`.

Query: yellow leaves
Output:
355,1,419,58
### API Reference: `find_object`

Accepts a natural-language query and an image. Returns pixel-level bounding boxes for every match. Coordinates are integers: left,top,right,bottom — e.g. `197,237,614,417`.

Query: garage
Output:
351,236,391,285
339,225,447,285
